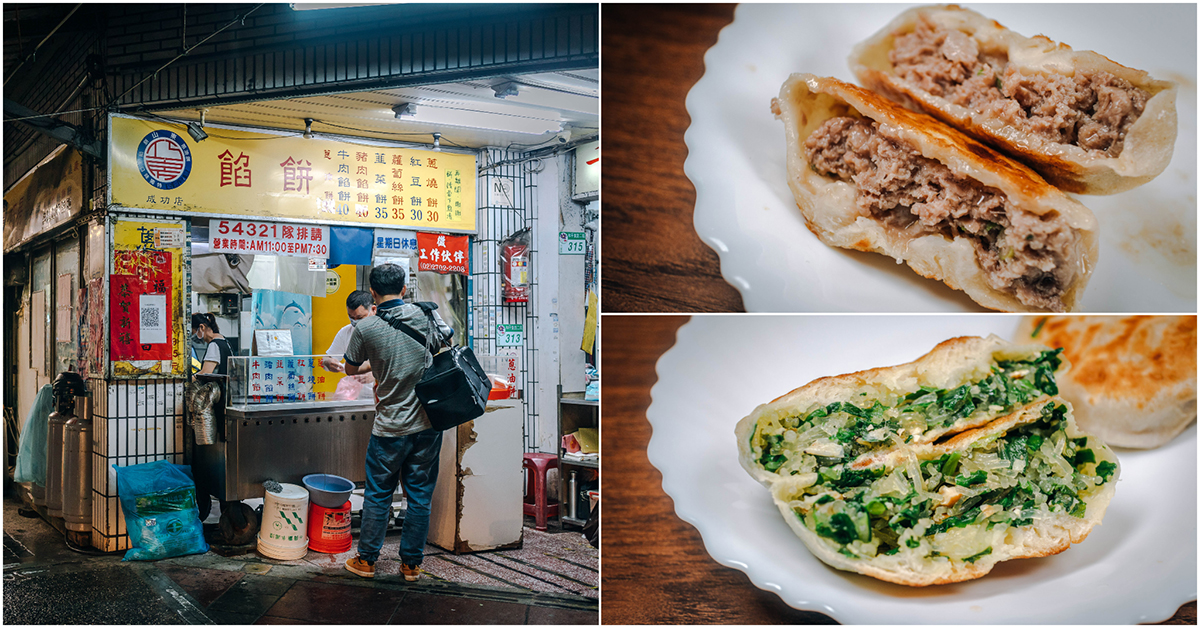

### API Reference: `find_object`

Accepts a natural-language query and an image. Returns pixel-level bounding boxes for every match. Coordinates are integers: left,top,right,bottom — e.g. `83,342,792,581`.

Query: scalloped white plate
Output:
684,4,1196,312
646,316,1197,623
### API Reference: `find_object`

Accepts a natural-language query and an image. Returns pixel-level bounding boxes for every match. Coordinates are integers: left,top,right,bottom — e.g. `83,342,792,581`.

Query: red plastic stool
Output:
523,453,560,531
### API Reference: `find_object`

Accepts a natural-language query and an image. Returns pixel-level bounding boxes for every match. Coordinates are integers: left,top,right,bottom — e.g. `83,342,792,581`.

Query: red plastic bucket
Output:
307,500,352,554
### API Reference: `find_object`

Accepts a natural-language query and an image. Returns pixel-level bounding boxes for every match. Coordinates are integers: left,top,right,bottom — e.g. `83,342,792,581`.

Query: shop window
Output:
54,236,81,377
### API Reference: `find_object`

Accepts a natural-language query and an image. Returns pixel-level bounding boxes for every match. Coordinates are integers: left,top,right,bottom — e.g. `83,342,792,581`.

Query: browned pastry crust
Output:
1016,316,1197,448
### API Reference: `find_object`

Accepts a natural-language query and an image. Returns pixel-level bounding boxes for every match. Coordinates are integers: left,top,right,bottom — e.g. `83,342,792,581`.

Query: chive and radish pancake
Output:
736,335,1119,586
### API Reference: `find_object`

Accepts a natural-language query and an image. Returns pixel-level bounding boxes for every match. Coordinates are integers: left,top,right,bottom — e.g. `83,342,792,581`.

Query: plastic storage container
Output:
302,474,354,509
258,483,310,559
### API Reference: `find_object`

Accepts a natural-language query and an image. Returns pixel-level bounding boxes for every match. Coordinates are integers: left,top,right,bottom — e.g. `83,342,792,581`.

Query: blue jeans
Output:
356,430,442,565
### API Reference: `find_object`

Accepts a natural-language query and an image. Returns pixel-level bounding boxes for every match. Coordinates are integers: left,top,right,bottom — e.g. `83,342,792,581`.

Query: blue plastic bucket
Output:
302,473,354,509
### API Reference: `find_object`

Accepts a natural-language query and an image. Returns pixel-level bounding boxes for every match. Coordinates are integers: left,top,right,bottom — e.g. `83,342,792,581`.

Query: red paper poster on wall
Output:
110,250,173,360
416,232,469,275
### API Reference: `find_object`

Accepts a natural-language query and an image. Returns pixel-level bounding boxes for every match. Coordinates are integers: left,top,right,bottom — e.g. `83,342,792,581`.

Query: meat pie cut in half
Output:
772,74,1097,312
735,336,1119,586
850,5,1177,195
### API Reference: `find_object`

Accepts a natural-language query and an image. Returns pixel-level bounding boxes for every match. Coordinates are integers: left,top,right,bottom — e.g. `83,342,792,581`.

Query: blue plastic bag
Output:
114,460,210,561
14,384,53,485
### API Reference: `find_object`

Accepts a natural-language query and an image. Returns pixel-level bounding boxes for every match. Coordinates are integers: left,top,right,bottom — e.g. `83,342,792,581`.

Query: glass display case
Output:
227,354,327,409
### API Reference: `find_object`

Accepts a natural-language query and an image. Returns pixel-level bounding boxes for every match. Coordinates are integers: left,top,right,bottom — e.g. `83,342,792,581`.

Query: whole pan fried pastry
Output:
771,74,1098,312
849,4,1177,195
735,336,1119,586
1016,315,1197,449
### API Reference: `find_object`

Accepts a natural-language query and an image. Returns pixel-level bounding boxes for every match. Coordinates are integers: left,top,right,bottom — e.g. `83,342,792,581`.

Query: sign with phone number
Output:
210,219,330,258
109,116,478,233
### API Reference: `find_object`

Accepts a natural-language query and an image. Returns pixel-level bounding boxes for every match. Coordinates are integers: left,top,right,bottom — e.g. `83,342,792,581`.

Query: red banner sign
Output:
110,251,173,360
416,232,469,275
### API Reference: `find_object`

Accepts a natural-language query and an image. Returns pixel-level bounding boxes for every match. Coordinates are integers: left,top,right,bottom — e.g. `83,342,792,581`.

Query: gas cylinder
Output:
63,392,92,533
47,372,85,520
45,409,67,518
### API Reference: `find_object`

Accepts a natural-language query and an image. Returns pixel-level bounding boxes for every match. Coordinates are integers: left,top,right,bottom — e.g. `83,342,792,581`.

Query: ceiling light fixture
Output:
432,132,441,152
303,118,314,139
492,82,519,99
290,3,388,10
392,105,561,136
392,103,417,118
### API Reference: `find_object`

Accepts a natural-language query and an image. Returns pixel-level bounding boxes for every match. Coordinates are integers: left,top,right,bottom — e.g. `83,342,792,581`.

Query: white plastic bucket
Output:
257,483,310,560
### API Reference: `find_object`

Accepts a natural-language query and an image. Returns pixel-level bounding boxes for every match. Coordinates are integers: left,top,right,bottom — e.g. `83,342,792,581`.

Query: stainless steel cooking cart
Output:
191,399,375,503
187,356,376,535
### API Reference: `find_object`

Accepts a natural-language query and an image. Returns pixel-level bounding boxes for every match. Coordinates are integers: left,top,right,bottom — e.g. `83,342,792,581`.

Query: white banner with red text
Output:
210,219,330,258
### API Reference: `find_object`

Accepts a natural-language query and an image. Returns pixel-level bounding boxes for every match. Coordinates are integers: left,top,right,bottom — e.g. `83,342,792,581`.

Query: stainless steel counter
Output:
194,401,376,501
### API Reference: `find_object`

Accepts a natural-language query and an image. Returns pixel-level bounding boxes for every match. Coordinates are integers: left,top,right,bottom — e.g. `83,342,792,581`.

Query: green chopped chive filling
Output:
940,452,961,477
753,350,1066,473
955,470,988,487
759,433,788,472
751,346,1115,562
816,513,859,545
963,547,993,563
1095,461,1117,483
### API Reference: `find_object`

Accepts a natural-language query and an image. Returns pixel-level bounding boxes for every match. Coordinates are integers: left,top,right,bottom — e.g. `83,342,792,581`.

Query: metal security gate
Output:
470,147,540,452
90,379,186,551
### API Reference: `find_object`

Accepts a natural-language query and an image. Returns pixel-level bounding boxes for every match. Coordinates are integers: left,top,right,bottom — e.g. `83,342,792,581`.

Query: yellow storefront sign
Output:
109,115,477,233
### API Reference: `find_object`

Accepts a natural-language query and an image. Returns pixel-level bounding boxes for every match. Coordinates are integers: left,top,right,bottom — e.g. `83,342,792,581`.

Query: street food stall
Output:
74,114,483,548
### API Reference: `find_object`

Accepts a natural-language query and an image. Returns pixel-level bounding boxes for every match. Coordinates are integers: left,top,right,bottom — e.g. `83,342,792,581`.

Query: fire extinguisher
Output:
501,227,531,303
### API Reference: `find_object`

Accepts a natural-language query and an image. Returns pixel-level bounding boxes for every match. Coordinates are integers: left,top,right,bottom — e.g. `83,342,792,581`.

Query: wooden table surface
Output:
599,315,1197,625
601,4,745,313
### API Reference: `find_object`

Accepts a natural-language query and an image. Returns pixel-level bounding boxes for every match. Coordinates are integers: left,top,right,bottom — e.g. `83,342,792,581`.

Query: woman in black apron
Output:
191,313,232,376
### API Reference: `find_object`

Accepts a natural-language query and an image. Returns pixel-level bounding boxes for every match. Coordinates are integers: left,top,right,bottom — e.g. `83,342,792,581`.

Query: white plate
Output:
684,4,1197,312
647,316,1197,624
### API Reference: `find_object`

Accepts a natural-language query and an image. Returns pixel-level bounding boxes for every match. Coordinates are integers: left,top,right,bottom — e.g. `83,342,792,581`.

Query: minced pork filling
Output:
888,18,1150,156
804,116,1077,311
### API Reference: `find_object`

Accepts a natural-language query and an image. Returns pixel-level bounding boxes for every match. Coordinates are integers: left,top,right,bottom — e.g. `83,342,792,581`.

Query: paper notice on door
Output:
492,177,515,208
55,274,72,342
255,329,294,357
373,255,409,273
155,228,185,249
31,291,45,373
139,294,168,345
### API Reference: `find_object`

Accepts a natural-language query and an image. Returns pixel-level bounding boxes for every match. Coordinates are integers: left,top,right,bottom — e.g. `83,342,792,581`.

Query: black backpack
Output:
380,304,490,431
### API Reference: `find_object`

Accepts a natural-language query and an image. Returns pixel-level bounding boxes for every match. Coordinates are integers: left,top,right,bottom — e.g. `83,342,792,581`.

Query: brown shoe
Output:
346,555,375,578
400,563,421,582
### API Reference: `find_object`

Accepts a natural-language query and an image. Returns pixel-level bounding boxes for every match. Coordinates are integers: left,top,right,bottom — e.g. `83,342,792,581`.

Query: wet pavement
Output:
3,492,598,625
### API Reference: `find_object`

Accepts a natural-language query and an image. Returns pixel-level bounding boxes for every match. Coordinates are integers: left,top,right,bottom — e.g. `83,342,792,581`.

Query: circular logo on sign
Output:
326,271,341,295
136,130,192,189
165,520,184,535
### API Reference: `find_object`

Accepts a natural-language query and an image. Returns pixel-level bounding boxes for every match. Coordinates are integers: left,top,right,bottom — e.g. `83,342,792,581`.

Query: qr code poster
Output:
110,250,173,361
